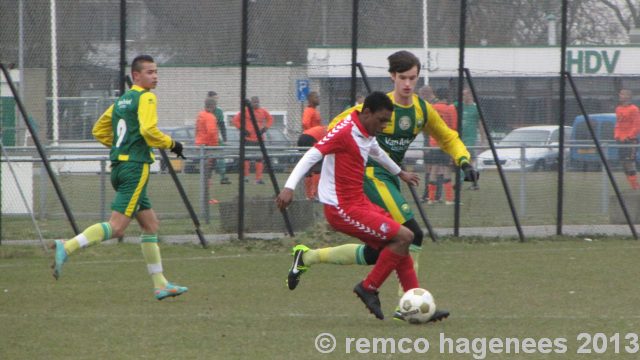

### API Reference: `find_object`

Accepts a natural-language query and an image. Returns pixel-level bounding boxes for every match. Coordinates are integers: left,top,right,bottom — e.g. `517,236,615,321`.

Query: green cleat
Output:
51,240,68,280
286,244,309,290
155,282,188,301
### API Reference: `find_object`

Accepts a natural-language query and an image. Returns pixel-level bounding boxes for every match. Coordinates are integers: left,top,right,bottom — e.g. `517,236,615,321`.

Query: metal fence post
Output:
39,164,47,220
100,159,106,221
199,145,209,224
520,144,526,216
601,143,609,214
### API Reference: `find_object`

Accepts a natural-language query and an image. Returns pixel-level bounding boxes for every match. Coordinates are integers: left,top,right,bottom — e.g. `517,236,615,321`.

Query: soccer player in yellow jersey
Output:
287,50,479,321
51,55,189,300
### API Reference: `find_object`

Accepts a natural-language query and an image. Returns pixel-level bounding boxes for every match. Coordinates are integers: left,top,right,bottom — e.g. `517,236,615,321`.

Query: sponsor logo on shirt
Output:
399,116,411,131
380,222,390,234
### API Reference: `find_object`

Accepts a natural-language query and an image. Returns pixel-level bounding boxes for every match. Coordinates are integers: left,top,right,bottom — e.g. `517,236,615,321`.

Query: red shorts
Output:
323,202,401,250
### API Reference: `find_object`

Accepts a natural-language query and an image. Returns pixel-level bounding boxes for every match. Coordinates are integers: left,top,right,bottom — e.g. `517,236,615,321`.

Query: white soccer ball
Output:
399,288,436,324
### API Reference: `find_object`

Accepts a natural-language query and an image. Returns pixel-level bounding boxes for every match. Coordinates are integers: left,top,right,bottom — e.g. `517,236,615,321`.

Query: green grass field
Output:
1,237,640,359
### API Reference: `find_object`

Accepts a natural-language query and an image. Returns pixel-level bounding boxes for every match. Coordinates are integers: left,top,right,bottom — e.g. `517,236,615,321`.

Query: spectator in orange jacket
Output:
195,98,229,205
232,96,273,184
302,91,321,131
297,125,327,200
426,88,458,204
615,89,640,190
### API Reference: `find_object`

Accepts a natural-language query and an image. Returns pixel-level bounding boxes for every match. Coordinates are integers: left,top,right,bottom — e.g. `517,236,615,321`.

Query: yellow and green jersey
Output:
329,92,470,167
92,85,174,164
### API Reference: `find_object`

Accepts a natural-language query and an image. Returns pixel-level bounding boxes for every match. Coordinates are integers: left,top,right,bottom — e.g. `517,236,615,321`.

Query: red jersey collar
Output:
350,110,375,137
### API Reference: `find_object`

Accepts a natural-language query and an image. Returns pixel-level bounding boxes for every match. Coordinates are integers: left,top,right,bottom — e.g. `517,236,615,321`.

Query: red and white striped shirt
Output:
285,111,400,208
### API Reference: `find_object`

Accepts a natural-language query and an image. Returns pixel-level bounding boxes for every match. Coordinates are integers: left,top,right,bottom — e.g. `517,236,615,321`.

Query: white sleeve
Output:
284,147,324,190
369,140,401,175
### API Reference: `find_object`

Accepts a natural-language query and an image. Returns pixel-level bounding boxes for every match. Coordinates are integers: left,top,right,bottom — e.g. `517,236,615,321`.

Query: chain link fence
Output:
2,0,640,242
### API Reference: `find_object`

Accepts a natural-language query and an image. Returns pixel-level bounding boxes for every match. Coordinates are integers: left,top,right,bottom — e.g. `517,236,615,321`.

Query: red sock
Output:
444,180,453,201
255,161,264,180
244,161,251,176
362,247,403,291
428,184,437,201
396,255,419,292
627,175,640,190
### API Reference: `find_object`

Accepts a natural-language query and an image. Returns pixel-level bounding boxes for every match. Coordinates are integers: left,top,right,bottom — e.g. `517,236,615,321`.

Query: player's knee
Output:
362,245,380,265
404,219,423,247
395,226,414,247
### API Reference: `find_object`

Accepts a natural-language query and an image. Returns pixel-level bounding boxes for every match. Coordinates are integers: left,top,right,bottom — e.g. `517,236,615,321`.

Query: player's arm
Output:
92,104,114,147
424,102,470,166
215,109,227,143
208,114,219,146
138,92,173,149
369,140,419,186
265,110,273,129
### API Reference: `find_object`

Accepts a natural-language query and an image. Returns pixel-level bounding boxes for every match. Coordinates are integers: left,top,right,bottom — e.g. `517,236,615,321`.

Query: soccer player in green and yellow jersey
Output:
286,50,479,321
51,55,189,300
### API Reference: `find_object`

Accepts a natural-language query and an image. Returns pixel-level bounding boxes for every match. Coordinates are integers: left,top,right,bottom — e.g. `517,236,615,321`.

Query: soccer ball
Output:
398,288,436,324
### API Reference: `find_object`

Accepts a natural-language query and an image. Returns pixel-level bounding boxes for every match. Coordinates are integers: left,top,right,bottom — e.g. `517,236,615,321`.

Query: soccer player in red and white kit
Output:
277,92,437,320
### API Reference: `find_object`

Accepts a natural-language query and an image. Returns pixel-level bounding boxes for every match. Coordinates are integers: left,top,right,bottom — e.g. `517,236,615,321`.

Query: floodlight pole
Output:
556,0,568,235
350,0,359,105
238,0,249,239
454,0,468,236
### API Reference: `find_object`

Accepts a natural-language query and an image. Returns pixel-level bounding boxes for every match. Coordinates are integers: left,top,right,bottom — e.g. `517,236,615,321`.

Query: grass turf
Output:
1,237,639,359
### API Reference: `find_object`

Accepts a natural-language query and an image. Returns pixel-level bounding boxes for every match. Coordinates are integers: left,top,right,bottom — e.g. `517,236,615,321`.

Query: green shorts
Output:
110,162,152,217
363,165,414,224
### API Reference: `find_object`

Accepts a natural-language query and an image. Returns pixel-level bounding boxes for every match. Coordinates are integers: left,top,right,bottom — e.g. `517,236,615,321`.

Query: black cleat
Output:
353,282,384,320
286,245,309,290
427,309,450,322
393,308,450,323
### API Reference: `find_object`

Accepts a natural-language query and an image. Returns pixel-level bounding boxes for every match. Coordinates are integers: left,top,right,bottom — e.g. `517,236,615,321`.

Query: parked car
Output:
569,113,640,171
221,126,299,173
476,125,572,171
159,126,199,173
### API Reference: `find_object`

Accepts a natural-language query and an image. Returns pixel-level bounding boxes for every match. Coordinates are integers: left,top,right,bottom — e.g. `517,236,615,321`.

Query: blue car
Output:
569,113,640,171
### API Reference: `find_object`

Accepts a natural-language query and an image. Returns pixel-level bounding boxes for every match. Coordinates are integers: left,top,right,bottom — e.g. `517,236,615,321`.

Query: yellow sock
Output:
64,222,112,255
140,234,168,289
302,244,362,265
398,245,422,296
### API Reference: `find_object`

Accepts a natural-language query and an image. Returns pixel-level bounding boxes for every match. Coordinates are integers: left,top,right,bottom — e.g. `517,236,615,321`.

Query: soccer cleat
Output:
51,240,68,280
255,179,265,185
208,198,220,205
220,178,232,185
154,282,188,300
353,282,384,320
287,244,309,290
393,307,450,323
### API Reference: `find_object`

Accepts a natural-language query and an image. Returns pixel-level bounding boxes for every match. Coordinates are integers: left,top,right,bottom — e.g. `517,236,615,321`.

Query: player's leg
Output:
621,143,640,189
287,243,373,290
357,225,414,320
215,157,231,184
255,160,264,184
51,162,139,279
136,208,188,300
443,165,454,204
303,175,314,200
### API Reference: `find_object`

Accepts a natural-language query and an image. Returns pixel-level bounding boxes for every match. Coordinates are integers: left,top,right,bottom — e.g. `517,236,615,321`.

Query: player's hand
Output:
460,160,479,183
276,188,294,210
398,170,420,187
171,141,186,159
